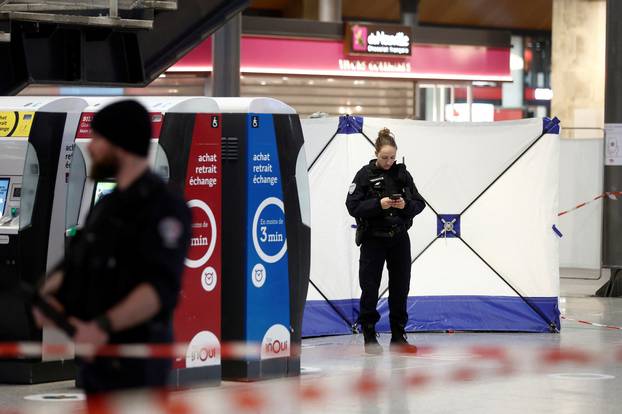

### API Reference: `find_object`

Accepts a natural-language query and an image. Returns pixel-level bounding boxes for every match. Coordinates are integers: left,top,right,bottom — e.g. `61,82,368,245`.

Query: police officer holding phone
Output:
346,128,426,354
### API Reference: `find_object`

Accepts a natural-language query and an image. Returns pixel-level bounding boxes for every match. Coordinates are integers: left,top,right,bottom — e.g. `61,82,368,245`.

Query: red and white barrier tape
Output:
561,315,622,331
558,191,621,217
4,343,622,414
0,341,272,360
0,313,620,361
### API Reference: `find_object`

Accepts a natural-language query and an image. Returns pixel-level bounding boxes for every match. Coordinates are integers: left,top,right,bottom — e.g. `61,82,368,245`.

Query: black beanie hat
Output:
91,100,151,157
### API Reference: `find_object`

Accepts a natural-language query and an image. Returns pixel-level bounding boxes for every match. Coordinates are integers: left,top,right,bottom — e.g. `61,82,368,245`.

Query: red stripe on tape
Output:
540,348,592,365
451,367,478,382
354,375,381,396
0,344,20,358
232,389,265,411
299,384,325,403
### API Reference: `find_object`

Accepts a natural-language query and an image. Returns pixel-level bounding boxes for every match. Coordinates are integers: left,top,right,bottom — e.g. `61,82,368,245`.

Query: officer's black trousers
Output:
358,231,411,333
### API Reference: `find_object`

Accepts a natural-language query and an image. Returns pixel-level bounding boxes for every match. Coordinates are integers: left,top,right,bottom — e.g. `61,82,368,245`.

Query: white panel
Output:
409,238,517,296
295,147,311,228
302,117,340,166
303,116,559,307
363,118,542,214
308,133,357,300
558,139,603,269
408,207,438,260
461,133,560,297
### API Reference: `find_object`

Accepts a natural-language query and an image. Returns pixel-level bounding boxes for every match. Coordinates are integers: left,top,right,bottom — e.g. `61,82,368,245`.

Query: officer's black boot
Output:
390,329,418,354
362,324,382,355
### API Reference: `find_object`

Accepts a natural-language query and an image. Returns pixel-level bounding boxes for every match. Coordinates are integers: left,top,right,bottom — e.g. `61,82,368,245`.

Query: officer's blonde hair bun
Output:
375,128,397,152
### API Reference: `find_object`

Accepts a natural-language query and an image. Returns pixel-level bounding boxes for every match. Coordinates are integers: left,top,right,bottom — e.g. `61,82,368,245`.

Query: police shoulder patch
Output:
158,217,183,249
348,183,356,194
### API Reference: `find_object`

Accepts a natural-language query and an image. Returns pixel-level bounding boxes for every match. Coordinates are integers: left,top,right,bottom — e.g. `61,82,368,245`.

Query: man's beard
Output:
90,153,120,181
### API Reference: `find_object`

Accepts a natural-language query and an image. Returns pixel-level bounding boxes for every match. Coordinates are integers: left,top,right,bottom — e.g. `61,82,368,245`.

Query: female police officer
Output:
346,128,426,354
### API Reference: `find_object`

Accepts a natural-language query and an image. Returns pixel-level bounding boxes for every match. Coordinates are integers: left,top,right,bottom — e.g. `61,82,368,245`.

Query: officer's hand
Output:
70,317,109,360
380,197,393,209
32,307,49,329
32,296,64,329
392,198,406,209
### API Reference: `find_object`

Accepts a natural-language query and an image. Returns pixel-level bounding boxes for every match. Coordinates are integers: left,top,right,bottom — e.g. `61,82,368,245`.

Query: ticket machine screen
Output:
0,178,9,217
92,181,117,206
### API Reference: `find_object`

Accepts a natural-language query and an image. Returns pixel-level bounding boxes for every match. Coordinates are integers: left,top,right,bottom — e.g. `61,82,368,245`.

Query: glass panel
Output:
19,143,39,230
153,144,170,182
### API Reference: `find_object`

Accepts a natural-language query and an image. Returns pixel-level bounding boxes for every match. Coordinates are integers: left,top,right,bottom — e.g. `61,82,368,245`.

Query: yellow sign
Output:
0,111,35,138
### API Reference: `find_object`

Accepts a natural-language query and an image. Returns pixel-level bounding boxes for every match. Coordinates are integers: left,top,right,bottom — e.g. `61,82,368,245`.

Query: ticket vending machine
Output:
215,98,311,380
0,97,88,383
155,97,223,386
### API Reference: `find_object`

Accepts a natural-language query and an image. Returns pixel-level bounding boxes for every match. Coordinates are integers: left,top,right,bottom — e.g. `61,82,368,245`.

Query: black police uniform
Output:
54,170,191,394
346,160,426,335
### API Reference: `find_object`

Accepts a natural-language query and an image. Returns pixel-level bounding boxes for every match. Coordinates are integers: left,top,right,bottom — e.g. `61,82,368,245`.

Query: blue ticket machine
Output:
216,98,310,380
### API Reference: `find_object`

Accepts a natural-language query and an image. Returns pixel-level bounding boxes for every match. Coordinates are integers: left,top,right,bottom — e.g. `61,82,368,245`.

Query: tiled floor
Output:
1,273,620,413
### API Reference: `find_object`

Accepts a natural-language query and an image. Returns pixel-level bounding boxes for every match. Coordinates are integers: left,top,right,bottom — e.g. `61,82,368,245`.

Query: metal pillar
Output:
401,0,419,30
603,0,622,268
502,35,524,108
467,85,473,122
212,12,241,97
439,86,447,122
319,0,341,22
109,0,118,18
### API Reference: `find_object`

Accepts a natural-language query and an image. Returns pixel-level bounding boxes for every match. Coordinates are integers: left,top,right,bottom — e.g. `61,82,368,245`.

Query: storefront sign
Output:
345,22,412,57
171,36,511,82
338,59,411,73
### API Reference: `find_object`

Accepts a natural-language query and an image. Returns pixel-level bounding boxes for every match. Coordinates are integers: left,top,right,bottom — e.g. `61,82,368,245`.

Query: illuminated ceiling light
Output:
327,78,335,82
282,76,289,81
338,106,346,114
534,88,553,100
260,81,267,86
308,80,314,85
355,105,362,111
346,101,351,105
159,73,167,78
